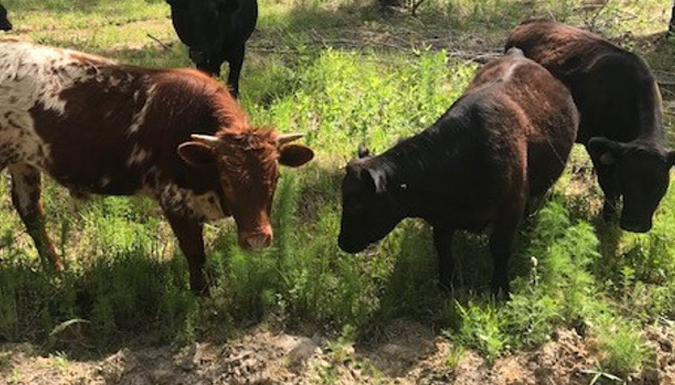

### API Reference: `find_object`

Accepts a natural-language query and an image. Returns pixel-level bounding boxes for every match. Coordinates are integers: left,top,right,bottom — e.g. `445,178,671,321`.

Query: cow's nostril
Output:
246,234,272,249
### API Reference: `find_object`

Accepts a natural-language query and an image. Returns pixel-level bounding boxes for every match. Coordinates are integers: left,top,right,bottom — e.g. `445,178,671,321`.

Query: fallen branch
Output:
410,0,427,16
147,33,171,51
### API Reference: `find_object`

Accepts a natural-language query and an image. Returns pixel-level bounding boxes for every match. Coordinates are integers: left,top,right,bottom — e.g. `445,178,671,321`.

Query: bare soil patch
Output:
2,320,674,384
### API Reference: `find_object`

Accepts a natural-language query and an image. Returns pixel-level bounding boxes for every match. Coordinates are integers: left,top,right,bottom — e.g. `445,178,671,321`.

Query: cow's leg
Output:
589,157,620,221
670,2,675,35
489,200,525,296
433,226,455,292
162,209,209,296
195,59,220,78
9,163,62,271
225,45,245,98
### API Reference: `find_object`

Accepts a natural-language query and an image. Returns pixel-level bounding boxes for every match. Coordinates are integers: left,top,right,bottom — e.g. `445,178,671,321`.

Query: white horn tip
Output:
278,133,305,144
190,134,220,144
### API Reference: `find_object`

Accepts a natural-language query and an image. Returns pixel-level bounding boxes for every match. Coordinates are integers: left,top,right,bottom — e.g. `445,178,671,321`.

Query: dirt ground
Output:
1,319,674,385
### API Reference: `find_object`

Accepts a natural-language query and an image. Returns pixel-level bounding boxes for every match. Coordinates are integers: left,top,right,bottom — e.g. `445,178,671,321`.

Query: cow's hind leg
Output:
9,163,62,271
225,45,245,98
489,199,526,297
162,208,209,296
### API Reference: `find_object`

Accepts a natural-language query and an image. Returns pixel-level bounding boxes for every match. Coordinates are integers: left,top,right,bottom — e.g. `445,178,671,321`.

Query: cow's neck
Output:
634,79,665,144
366,119,470,221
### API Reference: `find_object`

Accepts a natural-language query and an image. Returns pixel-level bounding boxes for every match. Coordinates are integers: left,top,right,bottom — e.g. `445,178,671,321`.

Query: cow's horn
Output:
191,134,220,145
278,133,304,145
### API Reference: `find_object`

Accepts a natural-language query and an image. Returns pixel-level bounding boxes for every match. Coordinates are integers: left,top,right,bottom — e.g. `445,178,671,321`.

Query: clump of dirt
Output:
403,327,595,385
2,320,675,385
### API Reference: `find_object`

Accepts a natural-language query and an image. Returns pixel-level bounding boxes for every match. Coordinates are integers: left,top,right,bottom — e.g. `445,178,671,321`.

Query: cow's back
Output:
464,49,578,196
0,41,238,203
0,42,151,192
505,19,662,144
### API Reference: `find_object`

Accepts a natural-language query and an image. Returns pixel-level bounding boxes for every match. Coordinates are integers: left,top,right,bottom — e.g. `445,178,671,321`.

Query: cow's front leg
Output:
9,163,62,271
433,225,455,292
162,208,209,296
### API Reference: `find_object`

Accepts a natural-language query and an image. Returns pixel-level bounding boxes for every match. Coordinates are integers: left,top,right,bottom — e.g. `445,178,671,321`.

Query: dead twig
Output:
147,33,172,51
410,0,428,16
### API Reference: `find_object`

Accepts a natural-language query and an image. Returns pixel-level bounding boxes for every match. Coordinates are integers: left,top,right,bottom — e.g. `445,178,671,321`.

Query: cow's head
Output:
588,137,675,232
338,144,405,253
178,130,314,249
166,0,239,65
0,3,12,31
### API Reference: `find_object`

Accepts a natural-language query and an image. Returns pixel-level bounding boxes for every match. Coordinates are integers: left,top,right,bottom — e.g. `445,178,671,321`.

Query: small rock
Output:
175,343,199,372
177,357,195,372
98,348,131,382
288,337,319,369
382,343,409,358
149,368,175,384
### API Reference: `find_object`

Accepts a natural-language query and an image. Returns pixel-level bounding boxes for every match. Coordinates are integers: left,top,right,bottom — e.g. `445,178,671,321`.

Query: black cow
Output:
670,1,675,36
0,2,11,31
166,0,258,98
506,19,675,232
338,49,578,295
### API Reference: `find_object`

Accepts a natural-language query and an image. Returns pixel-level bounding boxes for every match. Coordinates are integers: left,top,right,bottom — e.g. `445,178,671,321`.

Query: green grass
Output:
0,0,674,380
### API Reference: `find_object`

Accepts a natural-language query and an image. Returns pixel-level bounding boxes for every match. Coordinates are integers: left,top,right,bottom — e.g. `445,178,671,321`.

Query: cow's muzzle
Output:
242,232,273,250
338,235,368,254
620,217,651,233
0,22,11,31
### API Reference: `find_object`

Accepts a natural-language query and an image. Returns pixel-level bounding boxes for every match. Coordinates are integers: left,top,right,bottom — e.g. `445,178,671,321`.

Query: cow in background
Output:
670,1,675,36
506,19,674,233
0,41,314,295
0,2,12,31
166,0,258,98
338,49,578,295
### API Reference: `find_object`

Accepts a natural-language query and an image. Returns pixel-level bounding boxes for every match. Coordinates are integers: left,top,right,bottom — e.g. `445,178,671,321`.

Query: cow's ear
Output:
279,144,314,167
588,137,626,166
357,143,371,159
178,142,216,167
361,168,386,194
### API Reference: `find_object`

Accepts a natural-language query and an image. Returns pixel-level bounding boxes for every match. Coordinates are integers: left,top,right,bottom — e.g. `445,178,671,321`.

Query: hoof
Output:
438,280,453,294
490,282,511,300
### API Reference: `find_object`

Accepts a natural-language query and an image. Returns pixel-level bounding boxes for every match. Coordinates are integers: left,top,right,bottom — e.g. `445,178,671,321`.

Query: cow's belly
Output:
49,170,144,197
453,211,496,233
157,183,228,221
53,170,228,222
429,199,499,233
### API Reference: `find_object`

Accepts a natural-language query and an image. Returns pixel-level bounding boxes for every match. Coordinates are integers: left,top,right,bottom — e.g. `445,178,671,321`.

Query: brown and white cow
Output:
0,40,314,295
